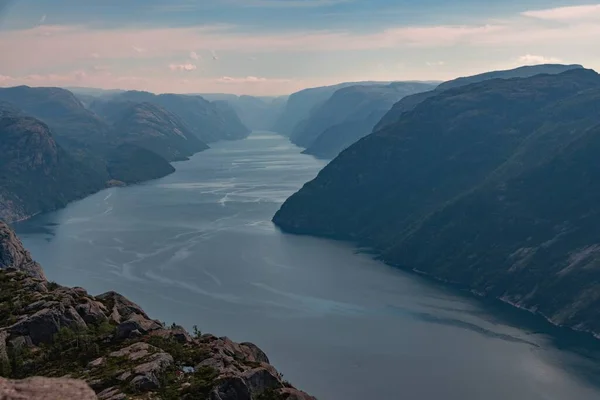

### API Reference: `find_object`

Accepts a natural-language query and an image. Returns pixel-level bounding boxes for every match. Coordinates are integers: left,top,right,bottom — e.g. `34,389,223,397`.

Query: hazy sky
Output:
1,0,599,95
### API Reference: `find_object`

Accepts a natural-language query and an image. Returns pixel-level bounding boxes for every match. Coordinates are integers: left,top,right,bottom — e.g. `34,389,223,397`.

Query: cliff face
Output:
0,222,313,400
92,101,209,162
0,105,105,223
274,69,600,337
112,91,251,143
298,82,435,158
0,223,45,280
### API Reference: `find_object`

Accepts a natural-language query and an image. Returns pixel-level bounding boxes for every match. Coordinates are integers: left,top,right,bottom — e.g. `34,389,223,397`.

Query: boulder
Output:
0,376,97,400
95,291,150,324
242,368,283,393
240,342,270,364
210,376,251,400
75,298,109,325
115,314,162,340
8,304,88,345
279,388,318,400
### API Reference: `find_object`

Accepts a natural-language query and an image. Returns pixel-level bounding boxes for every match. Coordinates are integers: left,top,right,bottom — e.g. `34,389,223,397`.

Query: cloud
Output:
210,50,219,60
517,54,563,65
522,4,600,22
426,61,445,67
90,53,100,59
132,45,146,53
169,63,198,71
190,51,200,60
215,76,290,83
39,15,46,24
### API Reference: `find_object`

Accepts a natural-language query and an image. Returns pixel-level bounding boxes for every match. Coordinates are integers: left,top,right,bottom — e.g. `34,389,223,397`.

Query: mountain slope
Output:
112,91,250,143
92,100,209,162
296,82,435,157
375,64,584,131
0,104,105,223
271,81,392,136
273,69,600,336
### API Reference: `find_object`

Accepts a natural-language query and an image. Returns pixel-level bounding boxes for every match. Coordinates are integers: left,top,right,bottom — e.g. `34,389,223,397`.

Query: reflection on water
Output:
14,131,600,400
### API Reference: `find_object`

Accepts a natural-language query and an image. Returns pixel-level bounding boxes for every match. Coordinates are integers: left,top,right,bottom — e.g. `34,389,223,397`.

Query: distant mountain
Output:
91,100,209,162
0,87,180,192
0,103,105,223
293,82,435,155
375,64,584,131
271,81,394,136
198,94,287,131
274,68,600,336
112,91,250,143
0,86,111,149
105,143,175,184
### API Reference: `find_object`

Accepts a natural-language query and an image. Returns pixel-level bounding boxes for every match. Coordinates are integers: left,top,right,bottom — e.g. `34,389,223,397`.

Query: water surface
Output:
16,131,600,400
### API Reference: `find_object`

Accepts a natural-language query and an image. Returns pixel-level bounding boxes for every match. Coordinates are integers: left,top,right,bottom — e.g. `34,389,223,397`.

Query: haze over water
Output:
14,131,600,400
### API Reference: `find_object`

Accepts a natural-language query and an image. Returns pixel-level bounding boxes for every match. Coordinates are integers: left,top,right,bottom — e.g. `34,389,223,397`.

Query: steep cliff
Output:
92,101,209,162
0,104,105,223
274,68,600,337
112,91,250,143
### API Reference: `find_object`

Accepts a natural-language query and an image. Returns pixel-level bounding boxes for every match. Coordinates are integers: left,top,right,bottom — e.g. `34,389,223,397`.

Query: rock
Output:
88,357,105,368
151,327,192,343
210,376,251,400
8,304,88,345
132,352,174,383
242,368,283,393
130,374,159,391
97,386,126,400
96,291,151,324
0,376,97,400
75,298,109,325
108,342,152,361
240,342,270,364
279,388,318,400
0,223,45,280
115,314,162,339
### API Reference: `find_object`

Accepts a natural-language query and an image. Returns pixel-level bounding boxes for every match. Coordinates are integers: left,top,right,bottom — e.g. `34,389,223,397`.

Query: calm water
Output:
14,131,600,400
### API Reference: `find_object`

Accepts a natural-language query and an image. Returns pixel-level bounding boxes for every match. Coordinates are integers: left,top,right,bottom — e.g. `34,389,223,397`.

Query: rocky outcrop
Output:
0,376,97,400
0,223,314,399
0,222,45,280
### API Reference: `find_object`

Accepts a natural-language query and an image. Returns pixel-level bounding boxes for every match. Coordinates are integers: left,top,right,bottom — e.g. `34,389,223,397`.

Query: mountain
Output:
271,81,393,136
375,64,584,131
112,91,250,143
0,104,105,223
293,82,435,155
105,143,176,184
0,86,112,149
273,68,600,336
91,100,209,162
0,222,314,400
193,94,287,131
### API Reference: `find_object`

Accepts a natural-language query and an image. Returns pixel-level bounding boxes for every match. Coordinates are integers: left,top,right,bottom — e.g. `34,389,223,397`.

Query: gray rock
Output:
97,386,126,400
0,376,97,400
95,291,150,324
242,368,283,393
8,304,88,345
210,376,251,400
130,374,159,391
75,298,109,325
0,223,45,280
240,342,270,364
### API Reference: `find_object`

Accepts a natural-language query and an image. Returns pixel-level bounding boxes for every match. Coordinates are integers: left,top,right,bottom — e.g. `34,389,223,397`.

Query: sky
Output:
0,0,599,95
